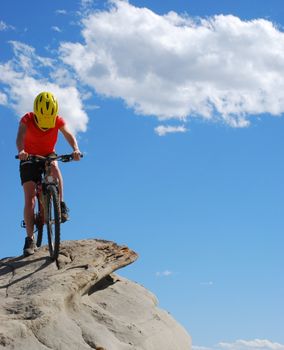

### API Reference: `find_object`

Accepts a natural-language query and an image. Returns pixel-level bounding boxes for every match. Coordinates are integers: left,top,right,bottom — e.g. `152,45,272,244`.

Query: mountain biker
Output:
16,91,81,256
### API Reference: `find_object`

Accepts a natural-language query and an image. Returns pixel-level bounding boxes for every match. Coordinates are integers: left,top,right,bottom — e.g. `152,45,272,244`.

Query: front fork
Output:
42,179,60,223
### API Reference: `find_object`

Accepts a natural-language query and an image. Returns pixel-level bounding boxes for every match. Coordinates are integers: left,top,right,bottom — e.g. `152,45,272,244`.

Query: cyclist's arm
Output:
16,122,29,160
60,125,81,160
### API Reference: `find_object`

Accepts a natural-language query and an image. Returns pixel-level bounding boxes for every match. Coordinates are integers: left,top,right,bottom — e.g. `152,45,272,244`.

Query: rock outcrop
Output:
0,239,191,350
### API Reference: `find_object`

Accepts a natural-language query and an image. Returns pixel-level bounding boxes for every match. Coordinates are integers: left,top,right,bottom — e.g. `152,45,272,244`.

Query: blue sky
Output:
1,0,284,349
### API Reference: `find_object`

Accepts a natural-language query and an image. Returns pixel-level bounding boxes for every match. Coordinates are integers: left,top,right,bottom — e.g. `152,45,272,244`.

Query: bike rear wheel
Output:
35,196,44,247
46,185,61,260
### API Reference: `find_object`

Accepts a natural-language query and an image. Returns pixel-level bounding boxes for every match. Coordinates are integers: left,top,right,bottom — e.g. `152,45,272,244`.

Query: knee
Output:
50,161,60,176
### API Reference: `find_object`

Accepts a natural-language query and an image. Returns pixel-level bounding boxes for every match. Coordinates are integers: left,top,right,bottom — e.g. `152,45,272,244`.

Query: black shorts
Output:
19,160,45,185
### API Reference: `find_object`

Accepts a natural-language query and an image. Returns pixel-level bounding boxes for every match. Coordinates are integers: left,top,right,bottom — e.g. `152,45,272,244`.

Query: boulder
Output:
0,239,191,350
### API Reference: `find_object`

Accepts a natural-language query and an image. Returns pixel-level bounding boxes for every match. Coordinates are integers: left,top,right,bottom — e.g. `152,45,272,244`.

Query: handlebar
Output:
15,153,83,163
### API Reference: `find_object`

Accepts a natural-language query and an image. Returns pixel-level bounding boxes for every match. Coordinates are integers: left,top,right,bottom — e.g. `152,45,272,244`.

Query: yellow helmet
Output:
33,92,58,130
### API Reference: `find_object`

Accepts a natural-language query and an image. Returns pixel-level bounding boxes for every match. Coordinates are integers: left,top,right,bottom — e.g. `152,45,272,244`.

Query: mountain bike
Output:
16,153,82,260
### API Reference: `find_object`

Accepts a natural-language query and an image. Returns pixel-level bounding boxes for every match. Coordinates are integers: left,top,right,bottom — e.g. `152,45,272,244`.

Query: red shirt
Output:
21,112,65,156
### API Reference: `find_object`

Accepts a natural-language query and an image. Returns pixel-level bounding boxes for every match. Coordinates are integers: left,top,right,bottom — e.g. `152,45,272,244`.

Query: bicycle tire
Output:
46,185,61,260
35,196,44,247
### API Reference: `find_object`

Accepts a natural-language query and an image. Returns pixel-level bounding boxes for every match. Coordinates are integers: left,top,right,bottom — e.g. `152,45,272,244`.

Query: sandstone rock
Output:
0,239,191,350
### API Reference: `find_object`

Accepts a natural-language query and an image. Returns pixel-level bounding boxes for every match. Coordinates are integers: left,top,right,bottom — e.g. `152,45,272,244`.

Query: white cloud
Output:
218,339,284,350
193,340,284,350
0,42,88,134
155,124,187,136
0,20,8,31
78,0,95,16
156,270,173,277
60,0,284,127
56,9,67,15
80,0,93,8
193,346,213,350
0,20,15,31
8,41,54,74
0,92,8,105
52,26,62,33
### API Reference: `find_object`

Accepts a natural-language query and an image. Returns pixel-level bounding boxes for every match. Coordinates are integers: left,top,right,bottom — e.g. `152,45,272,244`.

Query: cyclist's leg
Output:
23,181,37,239
20,161,42,240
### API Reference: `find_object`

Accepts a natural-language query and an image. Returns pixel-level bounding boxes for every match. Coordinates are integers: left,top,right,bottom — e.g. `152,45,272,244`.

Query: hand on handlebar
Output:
18,150,29,161
72,149,82,161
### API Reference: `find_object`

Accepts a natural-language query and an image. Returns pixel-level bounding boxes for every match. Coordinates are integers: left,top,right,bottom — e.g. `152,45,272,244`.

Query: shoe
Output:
23,237,36,256
61,201,69,223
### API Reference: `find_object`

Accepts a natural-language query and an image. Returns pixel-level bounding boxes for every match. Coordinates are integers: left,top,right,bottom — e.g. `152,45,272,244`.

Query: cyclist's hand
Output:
72,149,81,161
18,150,29,160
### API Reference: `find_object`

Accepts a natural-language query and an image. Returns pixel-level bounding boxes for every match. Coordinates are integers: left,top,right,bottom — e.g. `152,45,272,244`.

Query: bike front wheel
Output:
46,185,61,260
